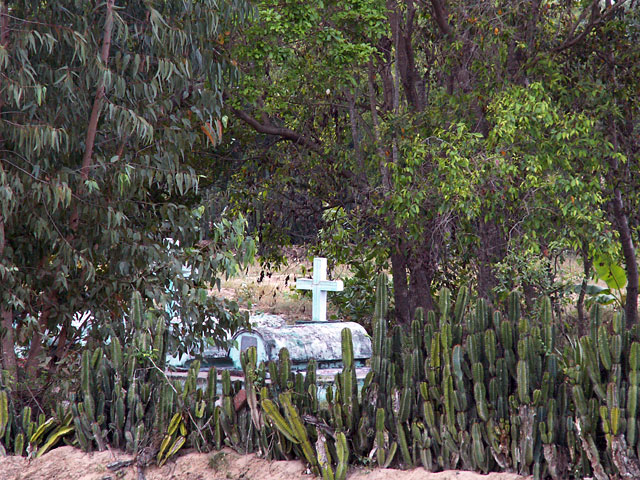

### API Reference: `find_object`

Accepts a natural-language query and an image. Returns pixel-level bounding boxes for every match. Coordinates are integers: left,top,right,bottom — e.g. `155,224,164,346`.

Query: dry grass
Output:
217,252,620,324
220,261,312,321
218,257,347,322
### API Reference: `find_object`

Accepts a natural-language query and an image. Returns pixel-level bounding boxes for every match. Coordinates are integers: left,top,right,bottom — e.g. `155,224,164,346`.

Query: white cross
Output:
296,257,343,322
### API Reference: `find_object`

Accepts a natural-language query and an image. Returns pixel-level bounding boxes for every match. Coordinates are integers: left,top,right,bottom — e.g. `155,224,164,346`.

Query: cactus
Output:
468,333,482,364
3,283,639,479
538,297,554,352
471,423,487,472
598,325,613,371
439,288,451,323
278,348,291,389
441,322,453,351
430,333,441,369
443,373,456,436
412,311,424,350
335,432,349,480
589,304,602,338
454,286,469,325
474,298,488,333
374,273,389,324
316,430,334,480
580,336,606,401
396,421,412,467
131,290,143,329
517,360,531,404
398,387,411,424
500,318,514,352
0,390,8,440
281,393,319,474
341,328,354,370
206,367,218,406
157,413,187,467
474,382,490,422
508,291,521,324
14,432,24,456
485,329,497,369
375,408,387,466
452,345,464,382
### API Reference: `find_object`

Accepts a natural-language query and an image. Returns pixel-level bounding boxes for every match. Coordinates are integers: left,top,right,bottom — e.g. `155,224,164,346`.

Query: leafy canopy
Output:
0,0,255,379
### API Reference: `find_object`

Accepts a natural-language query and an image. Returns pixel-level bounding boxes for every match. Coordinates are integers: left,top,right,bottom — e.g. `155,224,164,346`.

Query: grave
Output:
227,258,371,370
168,258,372,389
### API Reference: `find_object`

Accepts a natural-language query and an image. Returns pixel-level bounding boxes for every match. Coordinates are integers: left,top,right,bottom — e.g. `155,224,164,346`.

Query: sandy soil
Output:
0,446,532,480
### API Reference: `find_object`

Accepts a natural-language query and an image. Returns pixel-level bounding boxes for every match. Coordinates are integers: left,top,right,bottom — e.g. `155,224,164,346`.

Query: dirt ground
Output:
0,446,532,480
220,253,351,322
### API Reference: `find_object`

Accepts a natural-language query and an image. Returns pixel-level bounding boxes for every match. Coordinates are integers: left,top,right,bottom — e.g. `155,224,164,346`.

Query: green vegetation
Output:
2,0,640,478
3,281,640,479
222,0,640,328
0,0,254,389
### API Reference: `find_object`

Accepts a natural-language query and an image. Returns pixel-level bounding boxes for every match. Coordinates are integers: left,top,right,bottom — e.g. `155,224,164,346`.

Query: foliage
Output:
331,263,384,327
581,254,629,311
0,291,226,459
223,0,640,325
0,0,255,383
492,249,554,300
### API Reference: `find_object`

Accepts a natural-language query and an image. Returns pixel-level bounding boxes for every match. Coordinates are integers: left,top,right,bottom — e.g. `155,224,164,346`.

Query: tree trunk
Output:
80,0,115,181
476,219,505,301
368,60,392,191
409,260,435,315
23,291,57,378
347,89,364,176
1,309,17,383
0,2,15,384
0,2,8,49
576,244,592,333
612,187,638,326
476,261,494,302
391,248,411,325
604,35,637,328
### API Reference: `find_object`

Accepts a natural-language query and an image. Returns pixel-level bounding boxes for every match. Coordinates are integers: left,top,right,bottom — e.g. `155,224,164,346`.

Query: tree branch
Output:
553,0,629,53
231,108,323,153
430,0,452,36
80,0,115,181
0,1,17,381
70,0,115,234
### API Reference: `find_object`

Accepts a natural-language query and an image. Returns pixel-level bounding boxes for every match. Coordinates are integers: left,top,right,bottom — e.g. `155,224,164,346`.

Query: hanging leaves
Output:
0,1,255,376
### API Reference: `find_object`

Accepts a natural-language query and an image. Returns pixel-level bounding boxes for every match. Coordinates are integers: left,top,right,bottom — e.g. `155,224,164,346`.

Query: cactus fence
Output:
2,279,640,479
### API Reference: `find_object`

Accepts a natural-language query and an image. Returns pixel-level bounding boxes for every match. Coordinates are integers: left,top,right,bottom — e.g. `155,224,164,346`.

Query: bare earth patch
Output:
0,446,532,480
220,254,352,323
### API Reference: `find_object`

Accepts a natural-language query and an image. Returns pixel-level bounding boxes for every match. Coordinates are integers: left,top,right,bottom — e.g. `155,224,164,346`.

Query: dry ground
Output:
0,446,532,480
219,254,350,322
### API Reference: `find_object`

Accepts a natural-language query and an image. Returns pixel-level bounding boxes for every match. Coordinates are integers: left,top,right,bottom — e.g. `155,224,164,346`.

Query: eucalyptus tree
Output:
0,0,254,385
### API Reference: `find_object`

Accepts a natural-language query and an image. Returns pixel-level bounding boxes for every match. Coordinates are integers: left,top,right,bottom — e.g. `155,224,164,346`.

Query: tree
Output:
569,1,640,326
0,0,254,386
224,0,640,325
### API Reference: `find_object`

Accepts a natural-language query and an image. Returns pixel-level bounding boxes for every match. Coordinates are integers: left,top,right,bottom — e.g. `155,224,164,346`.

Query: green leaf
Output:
594,294,617,306
262,399,298,444
594,255,627,291
158,436,186,467
36,425,75,458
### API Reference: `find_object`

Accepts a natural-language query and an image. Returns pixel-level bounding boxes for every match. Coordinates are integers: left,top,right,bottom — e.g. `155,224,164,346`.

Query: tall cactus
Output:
6,283,640,479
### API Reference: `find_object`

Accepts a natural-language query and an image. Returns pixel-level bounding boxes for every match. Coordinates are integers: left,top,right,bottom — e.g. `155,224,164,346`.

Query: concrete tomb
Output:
168,258,372,388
